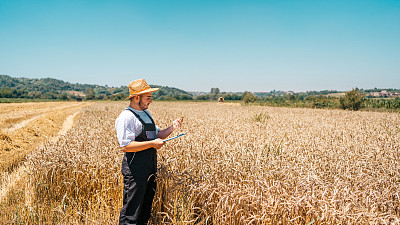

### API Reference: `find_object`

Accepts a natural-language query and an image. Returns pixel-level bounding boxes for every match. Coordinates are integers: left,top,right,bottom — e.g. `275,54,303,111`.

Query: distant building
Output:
369,90,394,97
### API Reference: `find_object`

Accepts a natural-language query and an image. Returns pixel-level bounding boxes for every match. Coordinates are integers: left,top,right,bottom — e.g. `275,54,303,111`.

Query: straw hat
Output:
125,79,159,100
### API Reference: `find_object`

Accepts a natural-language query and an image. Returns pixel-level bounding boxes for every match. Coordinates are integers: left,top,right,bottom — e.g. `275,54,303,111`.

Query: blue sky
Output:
0,0,399,92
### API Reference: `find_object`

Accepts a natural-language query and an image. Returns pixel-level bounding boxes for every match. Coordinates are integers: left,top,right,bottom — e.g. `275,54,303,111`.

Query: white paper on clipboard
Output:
163,133,188,142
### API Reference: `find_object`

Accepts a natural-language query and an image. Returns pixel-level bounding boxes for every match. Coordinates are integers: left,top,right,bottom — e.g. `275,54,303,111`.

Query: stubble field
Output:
1,101,399,224
0,102,90,173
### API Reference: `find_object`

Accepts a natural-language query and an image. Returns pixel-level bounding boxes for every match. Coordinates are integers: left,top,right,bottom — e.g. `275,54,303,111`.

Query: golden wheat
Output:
1,101,399,224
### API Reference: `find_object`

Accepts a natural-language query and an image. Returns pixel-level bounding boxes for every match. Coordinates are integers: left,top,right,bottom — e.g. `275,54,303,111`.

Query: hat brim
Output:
125,88,159,100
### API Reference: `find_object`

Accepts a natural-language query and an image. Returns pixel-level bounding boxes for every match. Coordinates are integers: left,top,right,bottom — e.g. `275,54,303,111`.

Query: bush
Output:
242,92,256,104
339,88,364,111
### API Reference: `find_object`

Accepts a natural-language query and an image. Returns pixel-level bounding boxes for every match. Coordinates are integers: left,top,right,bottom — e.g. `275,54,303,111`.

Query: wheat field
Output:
1,101,399,224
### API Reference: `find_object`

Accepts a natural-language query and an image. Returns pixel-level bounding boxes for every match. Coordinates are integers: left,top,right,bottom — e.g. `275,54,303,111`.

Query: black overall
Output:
119,109,157,225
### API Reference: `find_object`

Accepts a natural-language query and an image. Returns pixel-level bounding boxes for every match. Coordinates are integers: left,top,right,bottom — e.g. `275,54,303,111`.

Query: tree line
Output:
0,75,192,101
193,88,400,111
238,88,400,111
1,75,399,111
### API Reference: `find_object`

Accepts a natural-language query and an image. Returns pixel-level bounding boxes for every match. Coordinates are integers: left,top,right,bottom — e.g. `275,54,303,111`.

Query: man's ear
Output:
130,95,138,102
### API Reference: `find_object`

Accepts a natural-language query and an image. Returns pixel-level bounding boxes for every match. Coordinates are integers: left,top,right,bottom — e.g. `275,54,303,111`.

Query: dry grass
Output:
326,93,345,98
1,102,399,224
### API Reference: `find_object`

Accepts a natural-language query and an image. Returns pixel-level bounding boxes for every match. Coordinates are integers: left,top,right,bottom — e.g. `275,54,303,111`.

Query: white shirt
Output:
115,107,159,147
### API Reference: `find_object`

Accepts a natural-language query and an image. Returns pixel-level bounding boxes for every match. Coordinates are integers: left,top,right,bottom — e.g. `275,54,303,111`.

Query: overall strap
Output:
142,110,155,124
125,108,155,125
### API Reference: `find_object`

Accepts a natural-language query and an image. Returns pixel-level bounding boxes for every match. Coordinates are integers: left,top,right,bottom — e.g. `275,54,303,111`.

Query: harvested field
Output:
0,102,90,173
0,102,80,130
1,102,399,224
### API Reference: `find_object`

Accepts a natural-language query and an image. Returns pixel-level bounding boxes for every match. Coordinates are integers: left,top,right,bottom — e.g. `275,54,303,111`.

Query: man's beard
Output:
139,99,149,110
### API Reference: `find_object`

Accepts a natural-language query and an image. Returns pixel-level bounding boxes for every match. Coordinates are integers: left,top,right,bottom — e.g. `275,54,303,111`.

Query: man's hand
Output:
172,117,184,130
152,138,165,149
157,117,184,139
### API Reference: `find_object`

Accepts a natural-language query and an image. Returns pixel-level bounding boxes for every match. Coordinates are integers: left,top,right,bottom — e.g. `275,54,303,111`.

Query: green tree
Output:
285,93,296,101
86,88,95,100
231,93,241,100
242,92,256,104
0,87,14,98
28,91,42,98
180,94,193,100
61,93,68,100
211,88,220,94
195,95,208,101
339,88,364,111
109,93,127,101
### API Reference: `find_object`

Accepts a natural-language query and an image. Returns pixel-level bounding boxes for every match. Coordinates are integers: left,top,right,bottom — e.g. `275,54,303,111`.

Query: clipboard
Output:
163,133,188,142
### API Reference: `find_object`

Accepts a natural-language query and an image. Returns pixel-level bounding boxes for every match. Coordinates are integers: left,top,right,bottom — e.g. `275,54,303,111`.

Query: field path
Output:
6,114,44,132
50,111,80,142
0,102,86,131
0,103,86,204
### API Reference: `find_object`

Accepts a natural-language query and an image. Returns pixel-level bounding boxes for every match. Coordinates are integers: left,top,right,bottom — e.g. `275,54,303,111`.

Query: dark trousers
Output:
119,173,156,225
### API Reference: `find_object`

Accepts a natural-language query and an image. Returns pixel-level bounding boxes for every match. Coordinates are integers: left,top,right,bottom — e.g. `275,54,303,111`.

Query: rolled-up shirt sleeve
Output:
115,115,136,147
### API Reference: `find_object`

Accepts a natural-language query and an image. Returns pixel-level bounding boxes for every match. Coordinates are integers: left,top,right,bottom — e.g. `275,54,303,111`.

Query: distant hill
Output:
0,75,193,100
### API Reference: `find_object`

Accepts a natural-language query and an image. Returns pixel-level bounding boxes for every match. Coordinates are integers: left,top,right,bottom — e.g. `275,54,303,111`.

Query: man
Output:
115,79,183,225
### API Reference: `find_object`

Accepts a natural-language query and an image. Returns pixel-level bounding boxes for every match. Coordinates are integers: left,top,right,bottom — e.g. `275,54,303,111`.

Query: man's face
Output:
138,93,152,110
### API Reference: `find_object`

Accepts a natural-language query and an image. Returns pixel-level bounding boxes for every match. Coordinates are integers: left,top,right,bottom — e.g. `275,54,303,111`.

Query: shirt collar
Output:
128,106,144,113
